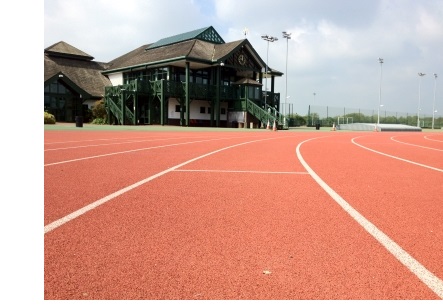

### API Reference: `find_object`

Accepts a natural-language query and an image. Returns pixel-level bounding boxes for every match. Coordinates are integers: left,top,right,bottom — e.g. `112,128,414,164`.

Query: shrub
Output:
92,100,107,120
91,118,107,125
44,111,56,124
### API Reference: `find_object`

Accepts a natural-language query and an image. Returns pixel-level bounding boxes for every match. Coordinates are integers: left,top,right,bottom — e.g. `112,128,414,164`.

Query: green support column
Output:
214,66,220,127
185,62,190,126
160,79,165,126
245,85,248,129
134,91,138,125
121,89,125,125
216,65,220,127
105,96,110,124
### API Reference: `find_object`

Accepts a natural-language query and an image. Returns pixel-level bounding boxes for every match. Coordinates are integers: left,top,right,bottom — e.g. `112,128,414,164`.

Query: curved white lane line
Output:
424,135,443,143
391,136,443,152
44,136,279,234
352,137,443,172
296,137,443,299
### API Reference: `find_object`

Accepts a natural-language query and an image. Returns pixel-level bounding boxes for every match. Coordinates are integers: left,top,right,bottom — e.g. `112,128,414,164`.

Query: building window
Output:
208,107,211,114
221,108,226,115
200,107,205,113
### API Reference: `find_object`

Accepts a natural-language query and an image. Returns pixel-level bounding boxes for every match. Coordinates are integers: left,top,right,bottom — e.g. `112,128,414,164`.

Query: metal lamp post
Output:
283,31,291,116
418,72,426,127
261,35,278,111
377,58,383,127
312,92,316,125
432,73,438,129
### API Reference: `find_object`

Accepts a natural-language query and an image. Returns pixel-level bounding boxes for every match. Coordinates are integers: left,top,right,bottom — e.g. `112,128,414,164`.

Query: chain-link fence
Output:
302,105,442,129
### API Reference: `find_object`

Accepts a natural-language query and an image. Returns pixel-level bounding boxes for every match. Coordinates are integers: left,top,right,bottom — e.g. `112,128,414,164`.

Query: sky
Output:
43,0,443,116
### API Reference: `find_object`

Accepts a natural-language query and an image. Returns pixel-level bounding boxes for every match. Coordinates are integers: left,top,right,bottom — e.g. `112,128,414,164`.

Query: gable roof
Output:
147,26,224,50
44,41,94,61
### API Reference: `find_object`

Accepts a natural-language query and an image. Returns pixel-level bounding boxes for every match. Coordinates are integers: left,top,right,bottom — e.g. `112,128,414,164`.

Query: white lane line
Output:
45,139,169,151
44,137,277,234
352,137,443,172
44,137,240,167
424,135,443,142
391,136,443,152
174,169,308,174
44,136,199,151
296,137,443,299
44,137,147,145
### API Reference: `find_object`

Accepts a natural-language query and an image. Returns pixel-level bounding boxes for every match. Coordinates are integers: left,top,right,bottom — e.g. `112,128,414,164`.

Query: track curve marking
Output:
296,136,443,299
44,136,280,234
352,136,443,172
424,135,443,142
390,136,443,152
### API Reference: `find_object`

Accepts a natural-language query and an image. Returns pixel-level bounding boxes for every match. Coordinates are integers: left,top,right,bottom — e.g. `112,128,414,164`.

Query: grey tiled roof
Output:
105,39,245,72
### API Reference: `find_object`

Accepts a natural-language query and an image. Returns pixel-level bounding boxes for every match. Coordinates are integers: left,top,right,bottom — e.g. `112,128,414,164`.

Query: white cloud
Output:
44,0,443,115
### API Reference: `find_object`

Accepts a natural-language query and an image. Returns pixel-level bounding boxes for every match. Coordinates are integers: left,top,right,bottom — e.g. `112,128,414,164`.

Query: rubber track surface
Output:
44,130,443,299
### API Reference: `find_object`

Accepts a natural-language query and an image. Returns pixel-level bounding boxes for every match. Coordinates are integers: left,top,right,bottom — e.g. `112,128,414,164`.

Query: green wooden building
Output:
44,26,287,129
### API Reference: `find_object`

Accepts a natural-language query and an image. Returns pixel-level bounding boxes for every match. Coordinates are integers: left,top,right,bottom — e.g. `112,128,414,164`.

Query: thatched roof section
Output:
44,42,111,98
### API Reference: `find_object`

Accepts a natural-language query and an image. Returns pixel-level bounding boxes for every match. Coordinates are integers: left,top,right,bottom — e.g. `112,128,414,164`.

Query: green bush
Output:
91,118,107,125
44,111,56,124
92,100,107,120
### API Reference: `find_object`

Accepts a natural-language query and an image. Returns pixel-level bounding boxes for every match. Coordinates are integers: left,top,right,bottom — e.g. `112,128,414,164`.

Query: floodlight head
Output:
418,72,426,77
378,57,383,63
434,73,438,78
283,31,292,39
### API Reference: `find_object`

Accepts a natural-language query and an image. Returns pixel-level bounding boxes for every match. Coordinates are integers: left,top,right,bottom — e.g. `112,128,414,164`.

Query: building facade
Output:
44,26,287,129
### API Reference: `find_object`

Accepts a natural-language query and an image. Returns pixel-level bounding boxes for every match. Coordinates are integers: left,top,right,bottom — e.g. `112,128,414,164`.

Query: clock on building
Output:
238,54,246,65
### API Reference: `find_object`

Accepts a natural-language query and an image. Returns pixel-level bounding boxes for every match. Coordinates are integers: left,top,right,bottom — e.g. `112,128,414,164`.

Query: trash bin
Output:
315,123,320,130
75,116,83,128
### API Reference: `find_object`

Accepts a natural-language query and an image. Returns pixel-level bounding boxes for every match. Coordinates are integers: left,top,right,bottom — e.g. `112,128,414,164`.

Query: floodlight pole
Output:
283,31,291,116
377,58,383,127
418,73,426,127
261,35,278,111
432,73,438,129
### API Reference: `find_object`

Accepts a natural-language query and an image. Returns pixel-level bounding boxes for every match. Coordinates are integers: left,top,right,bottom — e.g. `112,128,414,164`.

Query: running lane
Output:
298,132,443,299
44,131,441,299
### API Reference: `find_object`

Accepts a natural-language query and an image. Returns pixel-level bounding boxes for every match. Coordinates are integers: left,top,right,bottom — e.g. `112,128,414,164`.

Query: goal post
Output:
338,117,353,124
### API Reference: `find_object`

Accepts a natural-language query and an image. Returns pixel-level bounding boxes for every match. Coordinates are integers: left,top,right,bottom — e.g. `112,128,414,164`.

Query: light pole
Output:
377,58,383,126
312,92,316,125
261,35,278,111
418,72,426,127
432,73,438,129
283,31,291,116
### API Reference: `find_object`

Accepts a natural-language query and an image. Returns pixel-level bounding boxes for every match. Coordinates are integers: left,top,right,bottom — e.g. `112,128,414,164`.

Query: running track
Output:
44,129,443,300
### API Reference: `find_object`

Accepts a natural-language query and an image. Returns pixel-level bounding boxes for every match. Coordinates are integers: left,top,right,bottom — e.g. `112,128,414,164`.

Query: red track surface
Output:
44,130,443,300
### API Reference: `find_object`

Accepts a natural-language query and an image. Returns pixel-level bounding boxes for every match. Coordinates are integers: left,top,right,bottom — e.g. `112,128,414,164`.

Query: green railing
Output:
105,84,136,125
244,99,288,129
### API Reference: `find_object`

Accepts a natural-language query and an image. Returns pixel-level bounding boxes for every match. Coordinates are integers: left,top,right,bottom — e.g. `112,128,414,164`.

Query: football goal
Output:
337,117,353,125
